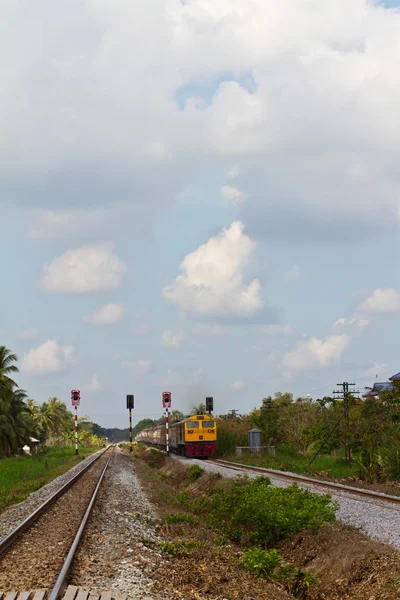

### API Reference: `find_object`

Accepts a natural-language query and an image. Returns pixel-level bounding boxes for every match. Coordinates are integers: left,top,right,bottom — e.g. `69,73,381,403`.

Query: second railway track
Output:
0,447,114,598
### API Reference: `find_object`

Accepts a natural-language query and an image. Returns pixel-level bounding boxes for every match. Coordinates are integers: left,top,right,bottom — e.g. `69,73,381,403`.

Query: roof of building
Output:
389,372,400,381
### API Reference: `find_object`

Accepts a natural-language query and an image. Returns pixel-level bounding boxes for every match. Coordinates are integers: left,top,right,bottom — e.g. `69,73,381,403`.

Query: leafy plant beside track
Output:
134,447,337,598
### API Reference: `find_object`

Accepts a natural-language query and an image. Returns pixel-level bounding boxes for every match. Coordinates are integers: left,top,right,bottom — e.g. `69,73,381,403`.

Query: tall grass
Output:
216,419,249,457
228,447,360,479
0,446,96,513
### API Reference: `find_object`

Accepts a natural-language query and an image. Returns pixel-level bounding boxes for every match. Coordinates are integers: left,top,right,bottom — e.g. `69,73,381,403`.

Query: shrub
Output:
158,540,199,555
188,464,204,482
165,513,198,525
243,547,319,595
208,476,337,545
243,547,283,578
175,490,189,505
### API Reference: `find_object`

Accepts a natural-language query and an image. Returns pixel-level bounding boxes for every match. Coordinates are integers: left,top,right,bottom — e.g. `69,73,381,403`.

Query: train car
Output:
136,414,217,458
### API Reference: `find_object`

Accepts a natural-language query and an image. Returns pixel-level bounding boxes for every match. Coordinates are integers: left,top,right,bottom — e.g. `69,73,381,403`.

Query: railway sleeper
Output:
0,587,138,600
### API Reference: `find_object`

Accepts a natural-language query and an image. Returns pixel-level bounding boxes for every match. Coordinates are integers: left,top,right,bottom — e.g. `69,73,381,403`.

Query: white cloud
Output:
160,329,184,348
192,324,229,336
41,245,126,294
120,359,152,375
263,325,293,336
358,362,389,381
86,375,103,392
18,328,40,340
333,315,370,333
280,334,351,376
284,265,300,282
220,185,246,205
4,1,400,245
83,304,125,326
163,221,263,318
226,166,239,180
230,381,247,390
22,340,73,375
358,288,400,313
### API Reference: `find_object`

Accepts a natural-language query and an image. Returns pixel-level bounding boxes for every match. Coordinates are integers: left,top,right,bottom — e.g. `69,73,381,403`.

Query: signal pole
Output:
127,395,134,453
333,382,359,464
71,390,80,455
162,392,172,456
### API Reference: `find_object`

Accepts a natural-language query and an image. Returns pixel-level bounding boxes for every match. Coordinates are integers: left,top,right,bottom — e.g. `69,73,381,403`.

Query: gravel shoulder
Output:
180,457,400,550
70,448,166,599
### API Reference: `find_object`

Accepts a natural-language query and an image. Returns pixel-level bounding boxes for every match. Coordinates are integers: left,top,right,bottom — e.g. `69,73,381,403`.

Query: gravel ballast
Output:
70,448,166,599
180,457,400,550
0,451,111,591
0,448,105,541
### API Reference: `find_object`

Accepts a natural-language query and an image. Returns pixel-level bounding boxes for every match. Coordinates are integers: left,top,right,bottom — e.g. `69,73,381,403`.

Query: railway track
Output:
209,458,400,507
0,447,114,600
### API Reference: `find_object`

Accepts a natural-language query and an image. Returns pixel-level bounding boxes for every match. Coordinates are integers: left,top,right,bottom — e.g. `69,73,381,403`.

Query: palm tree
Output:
191,402,206,415
0,346,19,391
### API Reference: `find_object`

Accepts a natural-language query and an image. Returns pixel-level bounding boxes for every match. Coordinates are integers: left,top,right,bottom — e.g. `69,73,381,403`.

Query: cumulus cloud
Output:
86,375,103,392
220,185,246,205
280,335,351,377
160,329,184,348
3,1,400,244
358,288,400,313
163,221,264,318
284,265,300,282
22,340,73,375
333,315,370,334
18,328,40,340
83,304,125,326
357,362,390,381
230,381,247,390
41,245,126,294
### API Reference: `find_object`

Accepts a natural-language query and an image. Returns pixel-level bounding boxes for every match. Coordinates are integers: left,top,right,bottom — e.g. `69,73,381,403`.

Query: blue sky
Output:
2,0,400,428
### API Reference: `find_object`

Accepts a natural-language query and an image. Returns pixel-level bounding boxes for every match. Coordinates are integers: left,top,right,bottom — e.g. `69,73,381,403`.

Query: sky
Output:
2,0,400,428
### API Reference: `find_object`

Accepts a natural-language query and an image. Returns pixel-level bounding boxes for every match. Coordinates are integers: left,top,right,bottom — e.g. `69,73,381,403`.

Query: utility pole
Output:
333,382,359,464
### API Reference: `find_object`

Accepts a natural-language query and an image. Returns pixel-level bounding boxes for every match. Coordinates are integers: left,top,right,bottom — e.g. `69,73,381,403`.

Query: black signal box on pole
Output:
127,395,134,409
206,397,213,413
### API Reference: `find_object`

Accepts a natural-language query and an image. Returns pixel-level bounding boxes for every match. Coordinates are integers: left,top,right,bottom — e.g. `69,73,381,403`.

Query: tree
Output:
0,346,19,391
170,409,184,423
191,403,206,415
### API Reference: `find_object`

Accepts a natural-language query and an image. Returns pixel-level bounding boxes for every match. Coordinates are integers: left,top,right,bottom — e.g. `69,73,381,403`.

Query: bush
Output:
208,476,337,545
188,464,204,482
242,547,283,578
243,547,319,595
165,513,198,525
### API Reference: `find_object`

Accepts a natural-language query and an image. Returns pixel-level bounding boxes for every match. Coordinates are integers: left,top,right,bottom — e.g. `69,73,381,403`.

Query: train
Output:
136,414,217,458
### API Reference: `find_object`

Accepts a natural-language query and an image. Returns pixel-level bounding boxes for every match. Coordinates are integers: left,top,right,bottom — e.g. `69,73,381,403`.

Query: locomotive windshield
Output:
186,421,199,428
202,421,214,427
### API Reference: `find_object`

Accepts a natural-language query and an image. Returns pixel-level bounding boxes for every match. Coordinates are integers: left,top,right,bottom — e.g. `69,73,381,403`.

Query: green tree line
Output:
0,345,105,457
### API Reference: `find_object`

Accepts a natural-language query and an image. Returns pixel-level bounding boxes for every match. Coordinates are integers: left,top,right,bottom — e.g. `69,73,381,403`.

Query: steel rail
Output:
0,445,112,557
210,458,400,505
47,453,113,600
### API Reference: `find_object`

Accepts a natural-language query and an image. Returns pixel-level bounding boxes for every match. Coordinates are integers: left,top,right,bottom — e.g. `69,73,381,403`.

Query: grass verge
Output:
133,446,338,599
0,446,97,513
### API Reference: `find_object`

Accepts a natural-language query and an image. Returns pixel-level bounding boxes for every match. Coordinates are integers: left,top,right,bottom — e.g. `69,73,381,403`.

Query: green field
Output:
0,446,97,513
227,448,360,480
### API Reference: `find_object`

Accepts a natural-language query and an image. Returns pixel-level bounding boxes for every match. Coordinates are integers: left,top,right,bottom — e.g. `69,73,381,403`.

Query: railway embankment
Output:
134,446,400,600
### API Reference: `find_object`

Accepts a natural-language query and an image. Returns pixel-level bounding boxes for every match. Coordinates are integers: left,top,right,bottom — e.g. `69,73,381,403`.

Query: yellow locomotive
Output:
136,414,217,458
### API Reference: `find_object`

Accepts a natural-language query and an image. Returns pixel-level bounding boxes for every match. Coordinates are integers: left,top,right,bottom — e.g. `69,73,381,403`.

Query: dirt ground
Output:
280,522,400,600
134,449,400,600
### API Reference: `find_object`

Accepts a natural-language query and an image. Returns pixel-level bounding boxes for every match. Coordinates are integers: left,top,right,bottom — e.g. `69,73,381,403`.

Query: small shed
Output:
29,437,41,455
